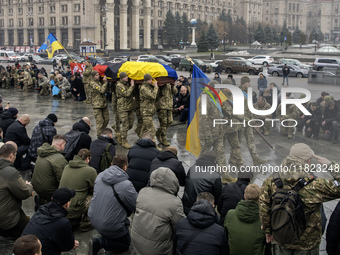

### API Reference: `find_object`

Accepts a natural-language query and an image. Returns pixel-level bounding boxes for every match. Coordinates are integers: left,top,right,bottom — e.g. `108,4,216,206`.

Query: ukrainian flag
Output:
38,33,64,59
185,64,211,156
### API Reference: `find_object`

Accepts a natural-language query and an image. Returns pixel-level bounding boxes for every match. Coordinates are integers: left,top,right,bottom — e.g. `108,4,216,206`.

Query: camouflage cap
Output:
144,73,152,81
208,80,219,88
241,76,251,85
86,60,91,63
289,143,315,161
221,79,232,85
120,72,128,79
91,70,99,77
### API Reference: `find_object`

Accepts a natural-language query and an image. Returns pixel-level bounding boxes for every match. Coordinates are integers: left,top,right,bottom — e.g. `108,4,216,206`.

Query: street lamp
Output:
101,6,108,51
223,32,228,52
314,32,318,52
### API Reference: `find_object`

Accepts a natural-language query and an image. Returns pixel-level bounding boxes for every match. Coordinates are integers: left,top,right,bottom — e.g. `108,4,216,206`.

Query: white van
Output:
0,50,21,62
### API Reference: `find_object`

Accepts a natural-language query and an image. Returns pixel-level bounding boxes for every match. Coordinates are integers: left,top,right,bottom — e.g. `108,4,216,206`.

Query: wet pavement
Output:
0,69,338,255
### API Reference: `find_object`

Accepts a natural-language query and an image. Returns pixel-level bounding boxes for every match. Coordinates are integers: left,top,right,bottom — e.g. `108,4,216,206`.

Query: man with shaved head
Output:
5,114,31,170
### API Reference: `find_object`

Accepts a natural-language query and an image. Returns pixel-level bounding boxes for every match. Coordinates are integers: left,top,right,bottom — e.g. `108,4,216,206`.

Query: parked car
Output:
228,57,247,61
110,57,127,63
209,60,223,70
142,57,171,66
55,54,68,61
221,59,263,75
154,55,171,62
41,57,57,65
169,54,185,60
179,58,204,71
61,54,85,65
87,56,105,65
267,64,309,78
313,58,340,71
7,52,23,62
279,59,312,70
137,55,152,61
247,55,274,66
32,55,43,64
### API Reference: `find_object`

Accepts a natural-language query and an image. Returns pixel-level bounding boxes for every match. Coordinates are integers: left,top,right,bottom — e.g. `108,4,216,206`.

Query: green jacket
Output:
19,71,33,85
31,143,68,201
226,200,266,255
259,155,340,250
82,65,93,84
155,84,177,110
139,82,158,115
90,79,108,109
59,155,97,219
116,80,134,112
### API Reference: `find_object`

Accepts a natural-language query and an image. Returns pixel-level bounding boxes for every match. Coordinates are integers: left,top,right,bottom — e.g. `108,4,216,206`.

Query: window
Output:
62,16,68,25
39,6,44,14
0,19,3,27
9,9,13,16
139,19,143,26
29,18,33,26
62,5,67,12
74,16,80,25
158,10,162,17
151,10,153,16
28,7,33,13
50,17,55,25
18,8,23,14
9,19,13,27
158,20,162,27
19,18,23,26
151,20,153,27
0,9,3,16
39,17,44,26
140,9,144,15
158,1,163,8
74,4,80,12
50,5,55,13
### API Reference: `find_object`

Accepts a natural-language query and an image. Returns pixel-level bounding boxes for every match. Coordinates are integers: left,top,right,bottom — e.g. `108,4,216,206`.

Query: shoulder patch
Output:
95,86,99,89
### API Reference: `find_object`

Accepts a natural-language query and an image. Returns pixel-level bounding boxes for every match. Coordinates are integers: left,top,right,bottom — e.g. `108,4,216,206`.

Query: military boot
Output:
122,139,132,149
156,129,161,142
115,132,122,144
253,157,267,165
160,136,170,146
287,134,293,139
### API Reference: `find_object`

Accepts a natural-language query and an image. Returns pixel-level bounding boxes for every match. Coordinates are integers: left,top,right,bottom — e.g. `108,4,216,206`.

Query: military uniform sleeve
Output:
171,85,178,95
83,66,92,77
116,82,134,98
140,85,158,100
90,80,107,93
259,177,273,234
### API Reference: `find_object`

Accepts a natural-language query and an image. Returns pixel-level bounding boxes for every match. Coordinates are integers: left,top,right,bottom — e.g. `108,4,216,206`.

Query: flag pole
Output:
61,47,76,64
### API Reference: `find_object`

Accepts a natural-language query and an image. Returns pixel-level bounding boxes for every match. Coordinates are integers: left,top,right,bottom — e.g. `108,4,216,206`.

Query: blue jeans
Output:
282,75,289,85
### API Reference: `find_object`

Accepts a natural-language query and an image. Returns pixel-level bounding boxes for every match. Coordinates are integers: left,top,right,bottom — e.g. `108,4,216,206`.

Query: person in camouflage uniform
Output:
133,84,143,138
37,72,50,96
83,60,93,104
56,74,71,99
259,143,340,254
253,96,272,136
238,76,267,165
109,81,121,143
116,72,135,149
220,79,243,167
276,92,300,139
139,73,158,139
18,69,34,92
0,68,10,89
10,65,18,88
198,80,226,166
155,83,177,146
89,71,109,137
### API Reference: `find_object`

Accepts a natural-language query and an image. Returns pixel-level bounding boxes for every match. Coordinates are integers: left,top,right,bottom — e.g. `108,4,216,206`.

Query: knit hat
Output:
119,72,128,79
324,95,333,103
91,70,99,77
144,73,152,81
47,113,58,123
241,76,251,85
208,80,219,88
289,143,315,161
8,107,18,117
52,188,76,205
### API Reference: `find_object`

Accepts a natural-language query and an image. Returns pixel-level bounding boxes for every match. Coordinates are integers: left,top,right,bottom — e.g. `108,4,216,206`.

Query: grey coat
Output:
131,167,184,255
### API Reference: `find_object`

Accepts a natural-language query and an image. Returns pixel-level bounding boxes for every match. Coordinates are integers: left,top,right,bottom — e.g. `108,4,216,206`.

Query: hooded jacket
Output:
149,150,186,186
182,155,222,215
28,117,57,160
225,200,266,255
88,165,137,239
31,143,68,201
22,202,75,255
0,159,33,230
131,167,184,255
67,119,92,160
59,155,97,219
173,200,227,255
0,110,16,139
89,135,116,173
127,138,160,192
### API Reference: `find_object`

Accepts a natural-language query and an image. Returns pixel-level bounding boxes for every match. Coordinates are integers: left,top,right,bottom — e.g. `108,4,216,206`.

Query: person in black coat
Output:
89,128,116,173
149,146,186,186
182,152,222,215
175,86,190,122
0,107,18,139
5,114,31,170
173,195,227,255
326,201,340,255
70,75,86,101
63,117,92,161
322,100,339,143
217,176,251,226
126,134,160,192
304,102,323,140
22,188,79,255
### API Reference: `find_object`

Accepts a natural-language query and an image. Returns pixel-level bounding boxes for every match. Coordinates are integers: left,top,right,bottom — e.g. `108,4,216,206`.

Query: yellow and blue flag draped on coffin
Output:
38,33,64,59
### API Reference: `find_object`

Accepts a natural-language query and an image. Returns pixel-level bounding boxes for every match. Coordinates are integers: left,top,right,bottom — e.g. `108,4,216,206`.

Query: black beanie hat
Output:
47,113,58,123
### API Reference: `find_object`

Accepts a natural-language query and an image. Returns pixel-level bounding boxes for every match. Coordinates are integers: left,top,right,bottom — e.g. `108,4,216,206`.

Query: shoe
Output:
287,134,293,139
156,129,161,142
115,132,122,144
281,83,284,86
122,140,132,149
253,157,267,165
88,238,101,255
156,145,162,151
80,223,94,232
160,136,170,146
264,131,269,136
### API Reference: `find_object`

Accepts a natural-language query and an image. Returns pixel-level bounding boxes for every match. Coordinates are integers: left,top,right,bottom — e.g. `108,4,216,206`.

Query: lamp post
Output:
101,6,108,51
314,32,318,52
223,32,228,52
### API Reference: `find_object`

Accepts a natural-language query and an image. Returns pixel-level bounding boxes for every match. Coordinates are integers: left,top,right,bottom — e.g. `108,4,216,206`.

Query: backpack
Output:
271,172,315,245
99,143,113,173
63,130,82,161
